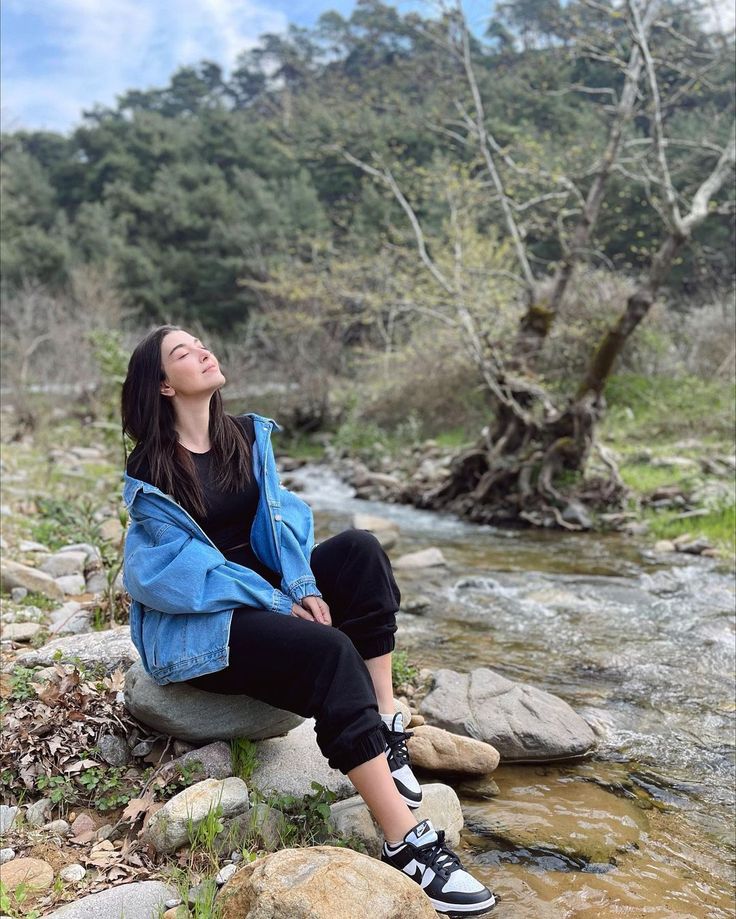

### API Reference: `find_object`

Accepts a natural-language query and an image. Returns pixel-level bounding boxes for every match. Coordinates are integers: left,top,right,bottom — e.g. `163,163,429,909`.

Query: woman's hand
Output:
290,595,331,625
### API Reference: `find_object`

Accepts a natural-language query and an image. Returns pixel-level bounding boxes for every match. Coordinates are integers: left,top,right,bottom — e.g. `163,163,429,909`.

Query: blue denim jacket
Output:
122,413,321,685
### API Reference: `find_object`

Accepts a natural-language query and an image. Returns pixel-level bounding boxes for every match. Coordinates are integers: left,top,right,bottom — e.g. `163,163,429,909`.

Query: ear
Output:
160,381,175,397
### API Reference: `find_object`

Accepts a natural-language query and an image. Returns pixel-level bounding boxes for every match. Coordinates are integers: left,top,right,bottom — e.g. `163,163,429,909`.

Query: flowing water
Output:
289,464,736,918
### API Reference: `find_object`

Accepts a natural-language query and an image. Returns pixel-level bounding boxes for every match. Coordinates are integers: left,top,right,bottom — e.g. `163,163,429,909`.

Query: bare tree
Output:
334,0,734,528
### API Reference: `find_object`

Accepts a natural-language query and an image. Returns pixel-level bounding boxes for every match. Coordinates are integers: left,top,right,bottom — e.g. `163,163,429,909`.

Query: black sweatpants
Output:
185,529,401,774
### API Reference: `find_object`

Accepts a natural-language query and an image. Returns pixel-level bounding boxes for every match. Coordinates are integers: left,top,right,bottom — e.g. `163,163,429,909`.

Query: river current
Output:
288,464,736,918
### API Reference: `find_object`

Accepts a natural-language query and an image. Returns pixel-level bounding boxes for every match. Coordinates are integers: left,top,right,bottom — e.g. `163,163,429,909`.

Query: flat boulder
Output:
16,628,137,673
394,547,446,569
420,668,596,762
124,662,303,743
217,845,437,919
0,559,64,601
41,881,176,918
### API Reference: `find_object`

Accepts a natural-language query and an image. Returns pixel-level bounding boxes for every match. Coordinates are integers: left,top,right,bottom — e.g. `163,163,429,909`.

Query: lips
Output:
203,365,218,373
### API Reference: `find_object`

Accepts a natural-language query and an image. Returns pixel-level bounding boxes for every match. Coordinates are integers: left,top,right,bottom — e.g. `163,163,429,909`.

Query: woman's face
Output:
159,330,226,399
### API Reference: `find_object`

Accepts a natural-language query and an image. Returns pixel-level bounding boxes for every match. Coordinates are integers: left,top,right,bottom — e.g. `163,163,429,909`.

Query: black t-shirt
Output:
126,414,281,589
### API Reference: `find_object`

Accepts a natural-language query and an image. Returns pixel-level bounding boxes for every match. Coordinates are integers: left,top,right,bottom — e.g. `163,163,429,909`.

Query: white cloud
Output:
1,0,289,133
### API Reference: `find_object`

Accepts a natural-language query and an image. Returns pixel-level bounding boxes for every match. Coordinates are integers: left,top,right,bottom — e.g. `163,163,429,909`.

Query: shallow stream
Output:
290,464,735,918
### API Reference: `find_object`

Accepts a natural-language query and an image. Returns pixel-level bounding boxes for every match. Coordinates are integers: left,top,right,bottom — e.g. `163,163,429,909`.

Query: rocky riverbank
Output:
0,422,601,917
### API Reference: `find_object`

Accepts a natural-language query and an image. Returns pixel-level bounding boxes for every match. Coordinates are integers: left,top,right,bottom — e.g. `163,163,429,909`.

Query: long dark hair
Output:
121,325,251,520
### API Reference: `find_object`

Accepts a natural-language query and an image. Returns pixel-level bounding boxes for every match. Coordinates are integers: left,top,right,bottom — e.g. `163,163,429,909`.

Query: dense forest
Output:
2,0,734,328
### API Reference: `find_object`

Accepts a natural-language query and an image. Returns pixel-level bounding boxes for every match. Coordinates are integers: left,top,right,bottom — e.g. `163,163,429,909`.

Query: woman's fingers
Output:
290,603,315,621
299,595,331,625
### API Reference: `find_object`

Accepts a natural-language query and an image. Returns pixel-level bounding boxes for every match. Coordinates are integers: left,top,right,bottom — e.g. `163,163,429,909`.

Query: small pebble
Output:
230,850,242,863
164,898,182,908
59,863,86,883
216,863,238,886
0,848,15,865
10,587,28,601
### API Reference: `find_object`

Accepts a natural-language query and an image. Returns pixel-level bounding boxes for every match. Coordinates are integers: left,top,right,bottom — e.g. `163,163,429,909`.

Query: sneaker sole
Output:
400,792,422,809
430,893,497,916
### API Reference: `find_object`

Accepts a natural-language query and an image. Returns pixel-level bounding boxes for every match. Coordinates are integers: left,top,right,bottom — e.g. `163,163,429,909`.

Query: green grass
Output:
601,373,734,444
230,738,259,782
643,502,735,558
618,461,700,493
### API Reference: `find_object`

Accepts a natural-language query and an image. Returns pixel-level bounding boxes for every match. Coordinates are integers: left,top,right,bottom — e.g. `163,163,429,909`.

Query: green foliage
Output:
9,666,37,701
261,781,340,847
30,495,100,550
35,774,77,809
230,738,259,782
0,879,42,919
392,650,418,688
602,374,735,442
87,328,129,426
645,502,735,560
75,765,134,812
1,2,732,326
186,802,225,854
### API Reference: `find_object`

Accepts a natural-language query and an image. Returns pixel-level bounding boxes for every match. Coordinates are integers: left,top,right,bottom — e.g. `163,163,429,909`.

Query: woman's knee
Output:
330,528,385,558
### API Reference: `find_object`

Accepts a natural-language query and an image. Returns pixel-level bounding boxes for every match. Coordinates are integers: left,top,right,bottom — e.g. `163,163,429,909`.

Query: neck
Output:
172,396,213,452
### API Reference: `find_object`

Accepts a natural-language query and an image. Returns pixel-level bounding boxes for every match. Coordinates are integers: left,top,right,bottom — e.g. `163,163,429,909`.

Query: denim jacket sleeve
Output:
124,519,295,616
277,485,321,603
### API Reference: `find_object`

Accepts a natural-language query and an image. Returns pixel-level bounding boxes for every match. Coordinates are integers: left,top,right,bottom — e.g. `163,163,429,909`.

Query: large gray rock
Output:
124,662,303,743
420,668,596,762
250,719,354,801
144,777,249,854
329,782,463,857
16,628,137,674
394,547,446,570
41,880,176,918
0,559,64,601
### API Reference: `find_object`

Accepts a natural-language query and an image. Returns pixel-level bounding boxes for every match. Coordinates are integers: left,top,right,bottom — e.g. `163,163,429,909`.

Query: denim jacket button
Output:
274,514,282,521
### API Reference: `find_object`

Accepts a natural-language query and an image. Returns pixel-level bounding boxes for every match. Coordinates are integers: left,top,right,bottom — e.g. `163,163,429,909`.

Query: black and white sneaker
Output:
382,712,423,808
381,819,496,916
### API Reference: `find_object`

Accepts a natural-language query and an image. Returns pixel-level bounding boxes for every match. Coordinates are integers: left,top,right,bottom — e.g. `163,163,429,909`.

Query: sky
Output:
2,0,733,135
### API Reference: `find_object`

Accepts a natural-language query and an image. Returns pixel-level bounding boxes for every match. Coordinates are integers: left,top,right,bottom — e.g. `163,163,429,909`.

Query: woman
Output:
121,325,495,916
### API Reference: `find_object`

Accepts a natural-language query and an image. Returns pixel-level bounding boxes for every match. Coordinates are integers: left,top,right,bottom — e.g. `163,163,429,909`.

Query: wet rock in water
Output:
407,724,500,775
403,595,432,615
455,775,501,798
653,539,677,553
41,880,177,918
0,857,54,892
329,782,463,857
0,559,64,601
394,547,447,569
562,500,593,529
124,662,302,743
463,767,648,864
420,668,596,762
250,719,354,801
144,778,249,854
217,845,438,919
16,628,137,673
351,514,399,549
